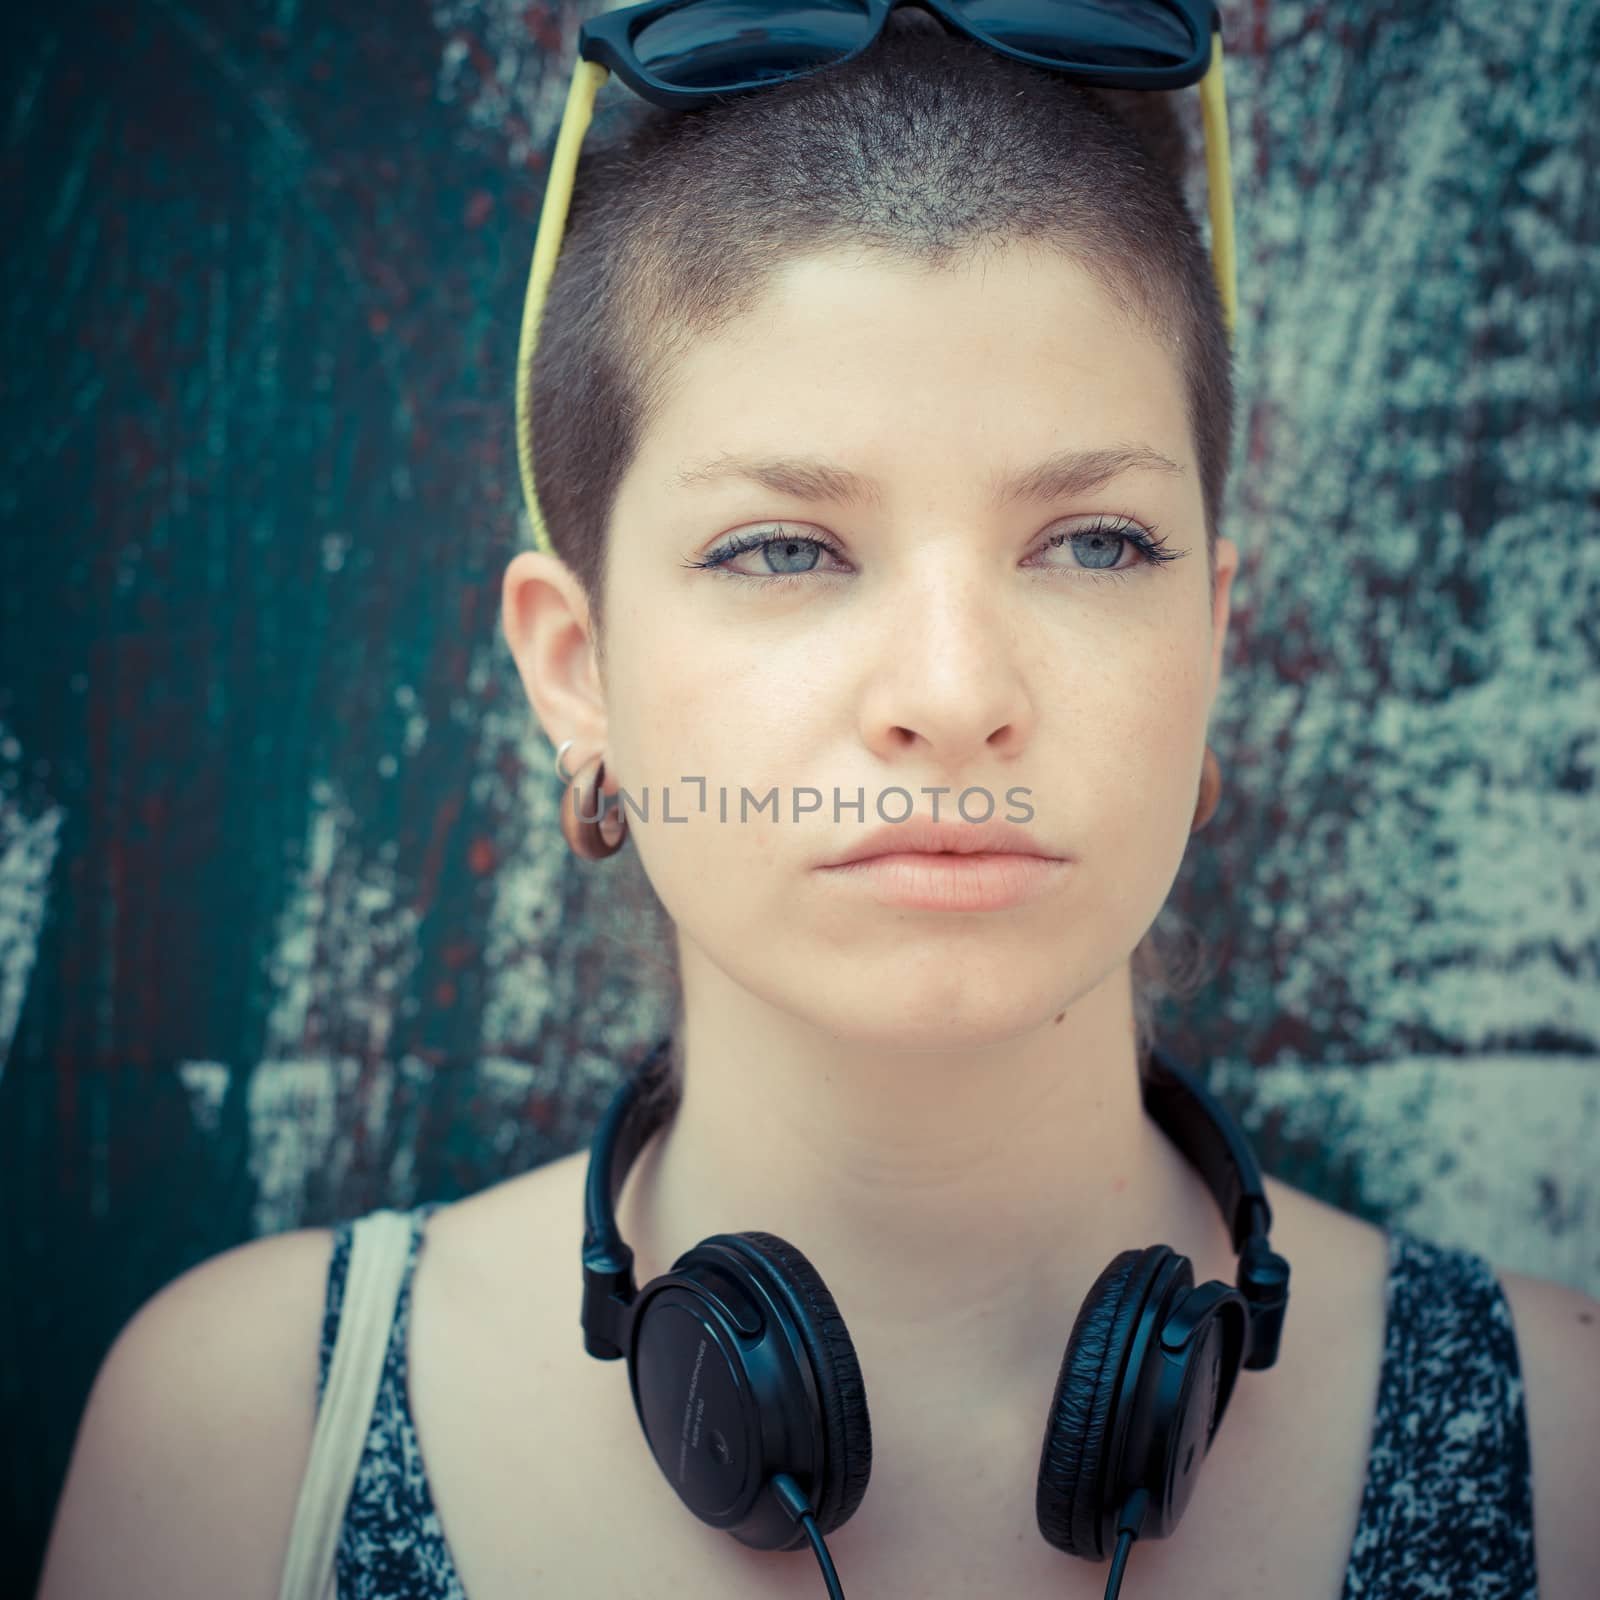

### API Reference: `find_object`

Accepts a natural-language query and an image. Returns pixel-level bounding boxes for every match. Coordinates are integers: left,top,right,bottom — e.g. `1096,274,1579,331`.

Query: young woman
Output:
38,8,1594,1600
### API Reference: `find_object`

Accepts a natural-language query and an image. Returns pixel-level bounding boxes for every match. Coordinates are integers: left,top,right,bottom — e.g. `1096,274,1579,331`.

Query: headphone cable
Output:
770,1474,1150,1599
1105,1486,1151,1600
772,1473,847,1599
1105,1527,1135,1599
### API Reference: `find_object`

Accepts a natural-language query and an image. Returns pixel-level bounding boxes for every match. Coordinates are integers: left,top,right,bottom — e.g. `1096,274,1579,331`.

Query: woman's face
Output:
560,244,1234,1046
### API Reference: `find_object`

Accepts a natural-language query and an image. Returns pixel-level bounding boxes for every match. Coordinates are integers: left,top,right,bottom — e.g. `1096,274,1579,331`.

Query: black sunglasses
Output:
582,0,1223,104
515,0,1237,553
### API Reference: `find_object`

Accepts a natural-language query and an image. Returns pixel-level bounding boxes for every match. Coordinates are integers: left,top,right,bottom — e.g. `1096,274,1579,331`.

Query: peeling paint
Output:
0,723,63,1087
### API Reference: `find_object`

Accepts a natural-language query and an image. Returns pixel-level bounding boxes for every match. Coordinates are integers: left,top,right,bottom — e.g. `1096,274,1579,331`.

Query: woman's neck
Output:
612,944,1239,1445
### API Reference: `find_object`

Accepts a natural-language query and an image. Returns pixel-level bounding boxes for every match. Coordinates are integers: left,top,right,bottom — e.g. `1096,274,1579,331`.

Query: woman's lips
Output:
813,850,1068,913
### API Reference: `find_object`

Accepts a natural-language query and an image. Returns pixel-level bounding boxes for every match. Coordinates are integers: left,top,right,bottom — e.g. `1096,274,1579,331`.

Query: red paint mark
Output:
463,36,495,82
1250,0,1268,57
1252,0,1271,187
464,190,494,229
526,5,564,54
1248,398,1272,468
468,836,497,876
367,307,390,334
442,937,477,970
435,979,457,1008
70,623,228,1079
415,790,463,911
497,746,526,789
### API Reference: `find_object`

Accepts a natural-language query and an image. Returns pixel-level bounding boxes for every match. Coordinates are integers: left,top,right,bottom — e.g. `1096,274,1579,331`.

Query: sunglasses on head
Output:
515,0,1236,554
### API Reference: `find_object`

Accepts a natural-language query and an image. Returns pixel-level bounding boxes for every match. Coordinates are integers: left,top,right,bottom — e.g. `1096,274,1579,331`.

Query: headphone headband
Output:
581,1036,1290,1371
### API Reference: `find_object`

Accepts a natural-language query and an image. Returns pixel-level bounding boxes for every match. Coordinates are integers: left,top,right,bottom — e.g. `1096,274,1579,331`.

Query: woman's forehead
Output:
631,247,1193,492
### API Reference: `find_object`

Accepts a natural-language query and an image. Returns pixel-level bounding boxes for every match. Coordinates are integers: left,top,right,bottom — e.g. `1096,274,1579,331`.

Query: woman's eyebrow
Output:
669,444,1185,510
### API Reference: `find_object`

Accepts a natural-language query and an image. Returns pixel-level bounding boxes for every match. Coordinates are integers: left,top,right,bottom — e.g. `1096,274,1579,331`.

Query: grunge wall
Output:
2,3,1596,1593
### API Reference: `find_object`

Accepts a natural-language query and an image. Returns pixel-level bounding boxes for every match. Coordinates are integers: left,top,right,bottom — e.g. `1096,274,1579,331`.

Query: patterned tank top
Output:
315,1202,1538,1597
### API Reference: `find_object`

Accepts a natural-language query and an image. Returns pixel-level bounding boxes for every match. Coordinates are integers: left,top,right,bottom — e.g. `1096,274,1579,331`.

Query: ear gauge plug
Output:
1191,746,1222,832
556,738,628,859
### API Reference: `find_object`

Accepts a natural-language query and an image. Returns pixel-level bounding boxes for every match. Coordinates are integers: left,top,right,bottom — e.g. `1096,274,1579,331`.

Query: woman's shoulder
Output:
37,1222,341,1600
1261,1169,1599,1600
1488,1262,1600,1598
412,1153,580,1291
1256,1169,1388,1294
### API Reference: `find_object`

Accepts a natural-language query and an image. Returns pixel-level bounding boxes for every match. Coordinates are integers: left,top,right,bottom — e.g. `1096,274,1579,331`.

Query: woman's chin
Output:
750,968,1089,1053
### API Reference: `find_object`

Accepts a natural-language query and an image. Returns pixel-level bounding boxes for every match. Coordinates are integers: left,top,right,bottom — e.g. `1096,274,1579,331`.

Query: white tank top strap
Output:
276,1208,416,1600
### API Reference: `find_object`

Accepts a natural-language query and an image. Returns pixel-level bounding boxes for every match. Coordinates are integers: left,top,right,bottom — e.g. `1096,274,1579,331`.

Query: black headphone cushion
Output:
1037,1246,1167,1559
729,1230,874,1537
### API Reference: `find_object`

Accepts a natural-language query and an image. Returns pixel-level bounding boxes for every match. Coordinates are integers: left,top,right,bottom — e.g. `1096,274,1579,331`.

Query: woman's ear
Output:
1208,535,1239,709
500,549,608,759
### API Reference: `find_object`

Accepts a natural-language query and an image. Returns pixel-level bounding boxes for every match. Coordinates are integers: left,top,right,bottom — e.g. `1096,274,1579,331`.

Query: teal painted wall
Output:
2,3,1596,1594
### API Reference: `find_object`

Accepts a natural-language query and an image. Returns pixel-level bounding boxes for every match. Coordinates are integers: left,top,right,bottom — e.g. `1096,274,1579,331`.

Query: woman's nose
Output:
855,568,1037,763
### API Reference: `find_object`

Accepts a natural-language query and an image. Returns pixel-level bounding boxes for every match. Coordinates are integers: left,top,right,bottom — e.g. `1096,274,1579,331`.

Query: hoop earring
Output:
554,737,578,784
562,751,628,860
1191,745,1221,834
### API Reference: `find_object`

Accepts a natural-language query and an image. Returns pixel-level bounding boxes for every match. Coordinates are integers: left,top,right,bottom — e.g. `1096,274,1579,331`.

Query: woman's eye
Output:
1032,519,1178,582
686,529,848,583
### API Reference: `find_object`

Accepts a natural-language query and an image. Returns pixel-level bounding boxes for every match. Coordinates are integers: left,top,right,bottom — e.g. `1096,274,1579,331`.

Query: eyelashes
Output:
683,516,1183,588
1037,519,1180,583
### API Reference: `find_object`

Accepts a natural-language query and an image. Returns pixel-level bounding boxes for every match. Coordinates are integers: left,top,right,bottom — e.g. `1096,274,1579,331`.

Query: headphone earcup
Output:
722,1230,874,1539
1036,1245,1172,1559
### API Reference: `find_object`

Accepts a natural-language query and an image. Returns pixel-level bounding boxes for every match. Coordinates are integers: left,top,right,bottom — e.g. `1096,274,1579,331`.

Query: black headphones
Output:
580,1036,1291,1599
